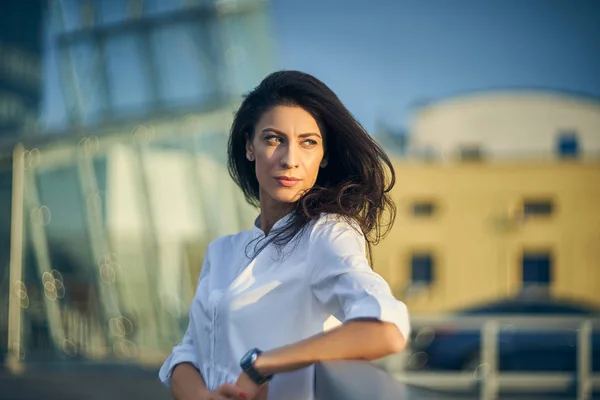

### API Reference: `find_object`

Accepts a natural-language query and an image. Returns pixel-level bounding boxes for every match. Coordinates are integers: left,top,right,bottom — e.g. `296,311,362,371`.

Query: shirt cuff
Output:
343,295,411,343
158,351,200,388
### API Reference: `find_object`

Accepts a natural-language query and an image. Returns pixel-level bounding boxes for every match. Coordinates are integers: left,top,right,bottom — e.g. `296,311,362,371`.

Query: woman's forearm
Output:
171,362,209,400
254,320,405,376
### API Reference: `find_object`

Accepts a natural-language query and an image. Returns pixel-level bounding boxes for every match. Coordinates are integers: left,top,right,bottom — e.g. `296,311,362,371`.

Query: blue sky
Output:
269,0,600,131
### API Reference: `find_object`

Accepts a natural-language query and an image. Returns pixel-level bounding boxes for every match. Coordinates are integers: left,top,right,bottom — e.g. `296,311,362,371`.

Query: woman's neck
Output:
259,198,294,235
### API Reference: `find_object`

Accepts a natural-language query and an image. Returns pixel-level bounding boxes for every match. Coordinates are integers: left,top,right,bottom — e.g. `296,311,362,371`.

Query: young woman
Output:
159,70,410,400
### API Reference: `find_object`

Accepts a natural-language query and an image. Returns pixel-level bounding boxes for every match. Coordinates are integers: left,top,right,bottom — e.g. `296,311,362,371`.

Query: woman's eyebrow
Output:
261,128,285,135
297,132,322,139
261,128,321,139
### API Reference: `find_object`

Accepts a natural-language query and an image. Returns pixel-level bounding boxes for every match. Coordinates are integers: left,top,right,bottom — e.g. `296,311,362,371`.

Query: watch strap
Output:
240,348,272,385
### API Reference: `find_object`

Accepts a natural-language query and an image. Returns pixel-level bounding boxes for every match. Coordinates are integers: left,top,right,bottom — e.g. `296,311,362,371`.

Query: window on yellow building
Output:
458,144,483,161
410,252,434,285
522,199,554,218
411,201,436,217
556,130,579,158
521,251,552,288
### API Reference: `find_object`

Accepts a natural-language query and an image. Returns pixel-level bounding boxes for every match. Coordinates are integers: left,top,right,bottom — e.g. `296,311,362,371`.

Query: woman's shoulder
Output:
206,228,256,254
308,213,364,242
304,214,367,270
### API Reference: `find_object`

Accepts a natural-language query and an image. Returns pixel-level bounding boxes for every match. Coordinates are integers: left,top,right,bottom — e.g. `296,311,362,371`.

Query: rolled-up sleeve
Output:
309,217,411,342
158,324,200,387
158,249,211,387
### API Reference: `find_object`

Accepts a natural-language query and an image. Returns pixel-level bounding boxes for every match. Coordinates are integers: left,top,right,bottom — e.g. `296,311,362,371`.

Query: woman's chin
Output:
270,189,303,204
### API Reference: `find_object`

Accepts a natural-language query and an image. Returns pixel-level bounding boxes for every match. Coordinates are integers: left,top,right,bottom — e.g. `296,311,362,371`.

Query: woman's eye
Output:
266,136,282,145
303,139,318,146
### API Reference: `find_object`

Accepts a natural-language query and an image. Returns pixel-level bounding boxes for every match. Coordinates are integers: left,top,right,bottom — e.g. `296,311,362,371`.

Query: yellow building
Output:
373,159,600,315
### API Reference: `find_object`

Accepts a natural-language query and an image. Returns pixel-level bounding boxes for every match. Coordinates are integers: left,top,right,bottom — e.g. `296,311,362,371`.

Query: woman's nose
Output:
280,145,299,168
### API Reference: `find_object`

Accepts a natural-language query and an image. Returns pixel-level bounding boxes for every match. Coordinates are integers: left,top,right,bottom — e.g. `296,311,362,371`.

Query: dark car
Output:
407,298,600,372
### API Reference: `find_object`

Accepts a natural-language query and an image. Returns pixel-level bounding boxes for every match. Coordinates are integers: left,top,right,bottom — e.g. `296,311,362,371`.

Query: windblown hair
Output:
227,70,396,264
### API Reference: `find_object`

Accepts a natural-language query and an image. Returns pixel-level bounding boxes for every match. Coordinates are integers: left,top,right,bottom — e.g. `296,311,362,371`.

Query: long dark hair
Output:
227,70,396,264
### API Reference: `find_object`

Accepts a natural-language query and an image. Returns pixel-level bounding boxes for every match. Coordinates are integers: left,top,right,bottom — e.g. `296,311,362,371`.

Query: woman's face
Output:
246,105,326,208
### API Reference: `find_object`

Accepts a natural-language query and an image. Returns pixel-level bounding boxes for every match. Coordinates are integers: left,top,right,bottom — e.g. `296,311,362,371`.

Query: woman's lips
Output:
274,177,301,187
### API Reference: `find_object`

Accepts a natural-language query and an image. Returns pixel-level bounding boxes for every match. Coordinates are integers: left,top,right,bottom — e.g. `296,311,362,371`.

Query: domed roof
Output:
408,89,600,159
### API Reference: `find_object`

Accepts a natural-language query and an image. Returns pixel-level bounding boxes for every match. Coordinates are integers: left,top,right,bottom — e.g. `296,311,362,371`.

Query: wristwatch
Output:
240,348,273,385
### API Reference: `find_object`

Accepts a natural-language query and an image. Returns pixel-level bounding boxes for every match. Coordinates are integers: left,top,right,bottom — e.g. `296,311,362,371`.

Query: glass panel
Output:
100,143,163,351
93,156,108,226
68,40,105,125
35,166,95,275
144,0,184,15
18,164,103,363
41,20,68,131
105,33,153,115
20,242,55,361
58,0,83,32
97,0,127,25
142,143,205,315
220,7,272,96
151,23,217,107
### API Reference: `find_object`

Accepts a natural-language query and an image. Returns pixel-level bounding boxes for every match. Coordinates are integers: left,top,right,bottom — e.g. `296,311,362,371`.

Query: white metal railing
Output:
392,316,600,400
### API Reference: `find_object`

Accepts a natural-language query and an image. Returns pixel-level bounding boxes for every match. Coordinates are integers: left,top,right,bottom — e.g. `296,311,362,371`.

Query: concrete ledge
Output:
315,361,408,400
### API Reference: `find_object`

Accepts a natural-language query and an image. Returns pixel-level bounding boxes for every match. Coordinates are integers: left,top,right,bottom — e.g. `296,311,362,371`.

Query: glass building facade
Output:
2,0,273,370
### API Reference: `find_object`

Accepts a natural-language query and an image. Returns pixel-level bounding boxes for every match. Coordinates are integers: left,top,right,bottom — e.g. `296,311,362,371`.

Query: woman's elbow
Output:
352,319,407,359
382,323,407,355
388,334,406,354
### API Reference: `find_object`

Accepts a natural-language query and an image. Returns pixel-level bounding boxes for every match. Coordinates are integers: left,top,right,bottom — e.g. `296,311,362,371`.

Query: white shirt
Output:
159,213,411,400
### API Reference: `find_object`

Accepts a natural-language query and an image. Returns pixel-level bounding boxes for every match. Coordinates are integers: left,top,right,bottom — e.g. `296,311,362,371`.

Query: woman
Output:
159,70,411,400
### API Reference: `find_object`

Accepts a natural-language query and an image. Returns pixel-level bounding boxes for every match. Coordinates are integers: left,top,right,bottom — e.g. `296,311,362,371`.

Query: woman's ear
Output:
320,157,328,168
245,133,255,162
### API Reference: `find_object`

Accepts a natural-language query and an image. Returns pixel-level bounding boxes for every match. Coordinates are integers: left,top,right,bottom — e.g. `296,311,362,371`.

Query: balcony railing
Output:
393,316,600,400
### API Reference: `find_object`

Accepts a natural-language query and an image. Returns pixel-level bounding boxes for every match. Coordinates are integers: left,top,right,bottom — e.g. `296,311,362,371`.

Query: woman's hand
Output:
235,372,266,400
199,383,249,400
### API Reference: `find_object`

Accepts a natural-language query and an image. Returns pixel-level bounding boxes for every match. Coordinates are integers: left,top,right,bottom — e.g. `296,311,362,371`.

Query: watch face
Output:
240,348,272,384
241,348,258,367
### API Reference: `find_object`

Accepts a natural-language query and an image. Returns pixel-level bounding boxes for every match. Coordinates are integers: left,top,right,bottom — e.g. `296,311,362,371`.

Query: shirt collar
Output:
252,212,294,235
